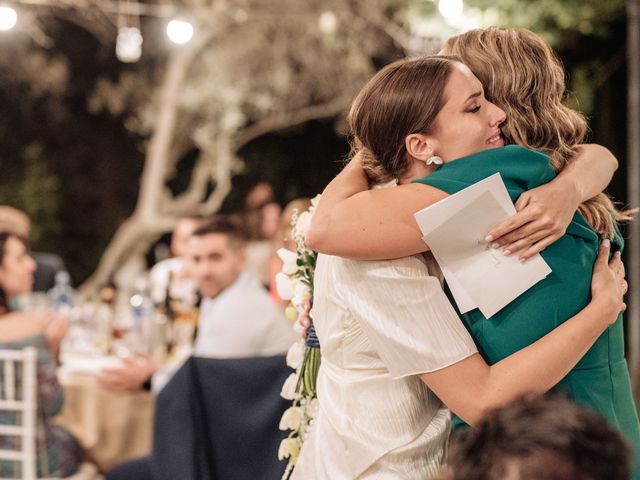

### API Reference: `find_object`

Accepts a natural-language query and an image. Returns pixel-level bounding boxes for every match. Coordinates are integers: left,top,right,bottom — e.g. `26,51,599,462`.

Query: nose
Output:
488,102,506,127
27,256,37,273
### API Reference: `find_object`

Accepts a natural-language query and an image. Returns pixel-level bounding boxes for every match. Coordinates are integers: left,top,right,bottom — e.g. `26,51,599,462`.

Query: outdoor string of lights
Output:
0,0,464,63
0,0,195,63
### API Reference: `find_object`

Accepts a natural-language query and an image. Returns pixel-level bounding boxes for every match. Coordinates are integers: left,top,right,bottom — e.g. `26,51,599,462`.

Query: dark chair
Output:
149,355,291,480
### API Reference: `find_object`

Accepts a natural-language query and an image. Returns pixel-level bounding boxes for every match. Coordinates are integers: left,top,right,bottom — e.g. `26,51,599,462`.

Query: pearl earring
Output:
426,156,443,166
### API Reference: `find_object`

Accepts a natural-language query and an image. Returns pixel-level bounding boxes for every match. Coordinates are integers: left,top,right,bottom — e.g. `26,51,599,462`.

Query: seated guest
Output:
99,215,295,392
0,206,69,292
439,393,631,480
0,231,82,478
243,181,282,288
106,216,295,480
148,215,202,309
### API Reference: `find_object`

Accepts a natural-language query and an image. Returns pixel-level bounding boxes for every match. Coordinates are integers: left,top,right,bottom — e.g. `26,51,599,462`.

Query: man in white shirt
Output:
100,215,295,392
188,216,295,358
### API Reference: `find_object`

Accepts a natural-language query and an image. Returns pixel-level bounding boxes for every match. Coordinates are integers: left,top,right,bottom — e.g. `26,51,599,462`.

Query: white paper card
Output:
414,174,552,317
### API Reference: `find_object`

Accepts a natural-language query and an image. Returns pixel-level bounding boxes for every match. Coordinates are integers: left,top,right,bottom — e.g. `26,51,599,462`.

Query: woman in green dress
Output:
307,28,640,477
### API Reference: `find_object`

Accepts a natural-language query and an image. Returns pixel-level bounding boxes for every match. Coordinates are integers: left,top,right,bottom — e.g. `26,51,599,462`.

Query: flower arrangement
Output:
275,195,321,480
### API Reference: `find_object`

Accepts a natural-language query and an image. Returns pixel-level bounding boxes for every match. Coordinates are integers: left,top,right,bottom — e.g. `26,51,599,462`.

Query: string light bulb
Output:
166,19,194,44
438,0,463,24
0,5,17,31
116,26,143,62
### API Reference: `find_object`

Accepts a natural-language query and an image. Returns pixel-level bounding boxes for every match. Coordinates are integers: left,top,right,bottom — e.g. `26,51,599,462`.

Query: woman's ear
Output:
405,134,434,162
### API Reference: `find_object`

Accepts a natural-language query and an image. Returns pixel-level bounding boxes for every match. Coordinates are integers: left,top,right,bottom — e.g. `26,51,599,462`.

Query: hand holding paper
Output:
414,174,551,317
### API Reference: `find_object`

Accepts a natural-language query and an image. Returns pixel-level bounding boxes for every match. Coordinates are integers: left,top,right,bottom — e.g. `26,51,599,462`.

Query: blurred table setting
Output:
11,272,200,472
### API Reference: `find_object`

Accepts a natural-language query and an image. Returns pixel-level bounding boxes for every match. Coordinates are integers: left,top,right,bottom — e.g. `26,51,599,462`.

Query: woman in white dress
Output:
291,56,627,479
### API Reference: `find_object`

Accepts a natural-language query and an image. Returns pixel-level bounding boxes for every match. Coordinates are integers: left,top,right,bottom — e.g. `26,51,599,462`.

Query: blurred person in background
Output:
186,215,294,357
106,216,295,480
0,206,68,292
0,231,82,478
99,215,203,393
99,215,295,393
439,393,631,480
242,181,282,288
148,215,203,309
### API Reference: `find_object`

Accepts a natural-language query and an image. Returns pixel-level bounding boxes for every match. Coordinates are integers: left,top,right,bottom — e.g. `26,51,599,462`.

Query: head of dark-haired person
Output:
186,216,248,299
0,231,36,314
444,393,631,480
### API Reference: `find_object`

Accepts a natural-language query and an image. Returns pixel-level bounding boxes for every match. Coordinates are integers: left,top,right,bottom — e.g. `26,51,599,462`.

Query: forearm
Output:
307,159,370,253
477,298,615,419
0,314,44,342
556,144,617,202
425,298,616,425
308,183,444,259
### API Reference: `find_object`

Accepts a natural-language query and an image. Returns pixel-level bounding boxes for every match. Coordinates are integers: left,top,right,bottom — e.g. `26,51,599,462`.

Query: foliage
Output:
0,144,61,246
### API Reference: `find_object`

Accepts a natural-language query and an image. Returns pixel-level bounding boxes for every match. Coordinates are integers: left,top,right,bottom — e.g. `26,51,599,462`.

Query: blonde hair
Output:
445,27,632,238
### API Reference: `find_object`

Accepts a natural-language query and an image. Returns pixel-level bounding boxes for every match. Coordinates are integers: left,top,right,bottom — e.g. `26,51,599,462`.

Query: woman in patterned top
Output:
0,231,82,478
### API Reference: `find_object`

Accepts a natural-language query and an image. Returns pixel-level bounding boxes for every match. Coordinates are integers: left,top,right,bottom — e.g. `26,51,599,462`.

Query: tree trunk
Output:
79,33,213,295
626,0,640,389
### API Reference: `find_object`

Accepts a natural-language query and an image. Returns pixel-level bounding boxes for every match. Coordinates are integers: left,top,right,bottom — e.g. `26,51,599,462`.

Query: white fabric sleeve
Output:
339,255,478,379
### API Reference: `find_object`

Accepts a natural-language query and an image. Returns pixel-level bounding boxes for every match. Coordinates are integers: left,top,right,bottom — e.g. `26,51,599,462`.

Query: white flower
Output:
310,194,321,209
306,397,320,418
280,372,301,400
275,272,295,301
286,341,305,369
278,437,300,461
294,211,313,240
279,406,304,431
291,280,312,309
277,248,298,275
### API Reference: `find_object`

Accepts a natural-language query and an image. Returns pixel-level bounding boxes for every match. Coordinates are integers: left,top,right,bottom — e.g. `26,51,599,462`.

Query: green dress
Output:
415,145,640,478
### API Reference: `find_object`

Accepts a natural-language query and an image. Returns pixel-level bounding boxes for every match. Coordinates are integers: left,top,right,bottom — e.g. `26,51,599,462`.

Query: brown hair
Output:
192,215,248,250
348,56,459,185
445,27,632,237
447,393,631,480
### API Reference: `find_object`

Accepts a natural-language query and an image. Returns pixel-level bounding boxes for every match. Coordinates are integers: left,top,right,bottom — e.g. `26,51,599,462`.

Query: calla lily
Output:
277,248,298,275
275,272,296,300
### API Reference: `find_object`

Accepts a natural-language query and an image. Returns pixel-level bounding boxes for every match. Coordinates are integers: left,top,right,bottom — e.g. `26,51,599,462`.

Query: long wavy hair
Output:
348,56,459,185
445,27,633,238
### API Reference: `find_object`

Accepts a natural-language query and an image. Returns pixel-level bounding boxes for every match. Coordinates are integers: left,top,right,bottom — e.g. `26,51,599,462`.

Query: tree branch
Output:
233,94,352,150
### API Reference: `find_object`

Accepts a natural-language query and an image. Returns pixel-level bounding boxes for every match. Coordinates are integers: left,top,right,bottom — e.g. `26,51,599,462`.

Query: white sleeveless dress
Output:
291,253,477,480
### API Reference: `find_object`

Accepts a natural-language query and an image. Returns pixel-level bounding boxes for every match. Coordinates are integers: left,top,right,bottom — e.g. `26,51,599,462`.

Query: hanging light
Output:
318,11,337,34
438,0,464,24
116,26,143,62
166,19,194,44
0,5,17,31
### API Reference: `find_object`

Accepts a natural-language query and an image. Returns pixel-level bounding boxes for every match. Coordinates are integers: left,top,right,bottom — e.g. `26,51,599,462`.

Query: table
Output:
54,359,155,473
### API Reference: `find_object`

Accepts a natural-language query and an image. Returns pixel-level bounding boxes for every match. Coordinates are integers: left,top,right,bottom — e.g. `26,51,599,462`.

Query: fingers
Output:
594,239,611,272
486,209,539,243
514,192,532,212
517,235,559,262
501,228,554,256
